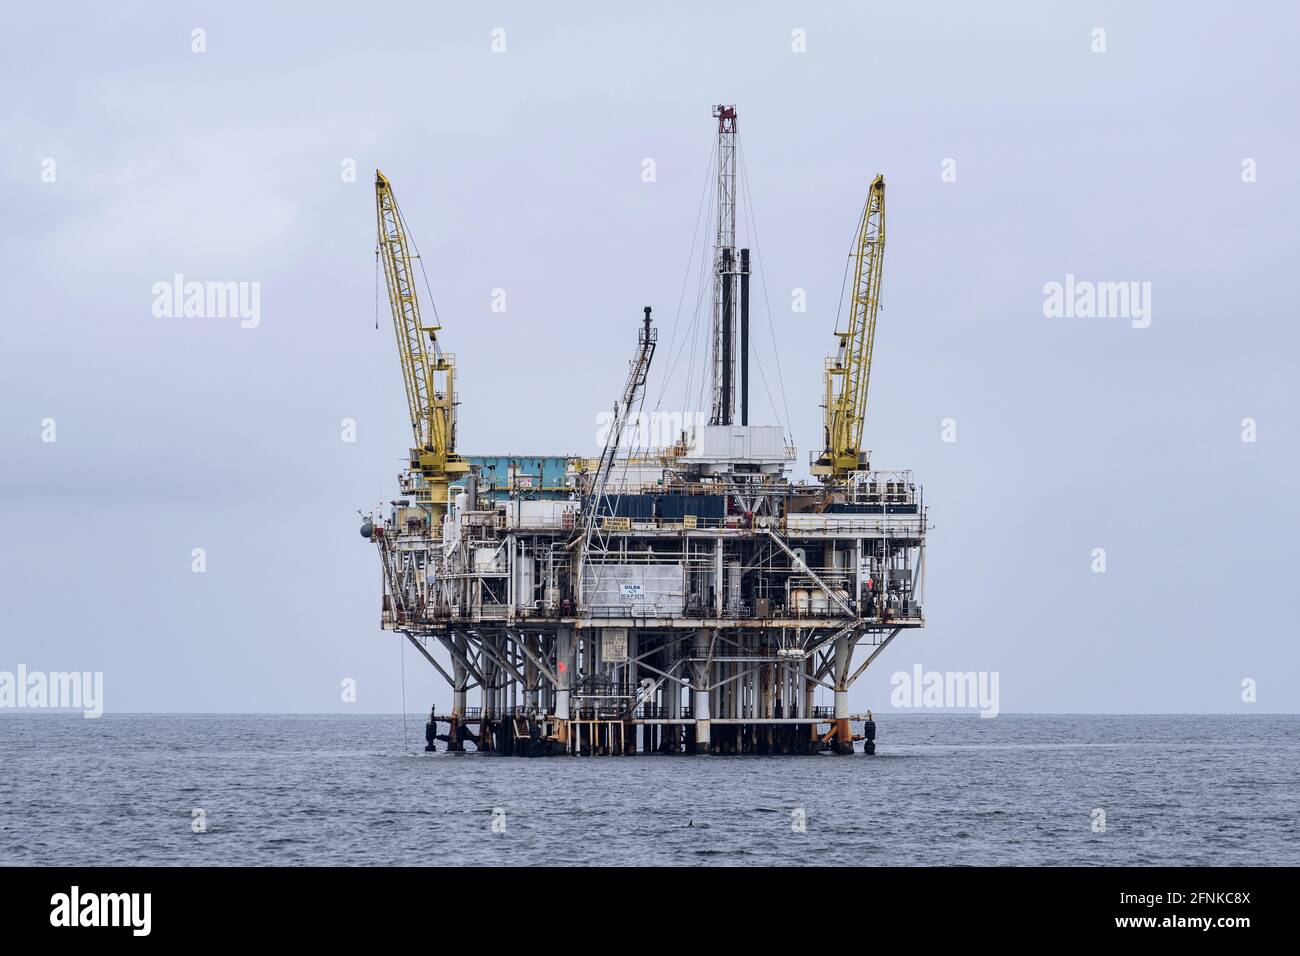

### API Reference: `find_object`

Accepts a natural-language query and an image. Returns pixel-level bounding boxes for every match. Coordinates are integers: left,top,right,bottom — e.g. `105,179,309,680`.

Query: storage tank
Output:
514,558,535,606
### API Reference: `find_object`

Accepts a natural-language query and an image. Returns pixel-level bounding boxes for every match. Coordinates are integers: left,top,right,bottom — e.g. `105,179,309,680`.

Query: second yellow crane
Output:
812,174,886,482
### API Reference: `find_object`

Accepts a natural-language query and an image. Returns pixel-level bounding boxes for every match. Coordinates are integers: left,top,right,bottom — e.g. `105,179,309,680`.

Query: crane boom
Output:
813,174,886,482
375,170,467,521
575,308,658,615
587,308,658,522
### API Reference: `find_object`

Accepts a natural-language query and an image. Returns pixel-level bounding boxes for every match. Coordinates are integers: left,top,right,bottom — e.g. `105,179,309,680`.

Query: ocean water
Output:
1,714,1296,866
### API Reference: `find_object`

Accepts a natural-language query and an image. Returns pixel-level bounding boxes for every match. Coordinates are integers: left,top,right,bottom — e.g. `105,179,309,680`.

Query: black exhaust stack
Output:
740,248,750,426
720,248,733,425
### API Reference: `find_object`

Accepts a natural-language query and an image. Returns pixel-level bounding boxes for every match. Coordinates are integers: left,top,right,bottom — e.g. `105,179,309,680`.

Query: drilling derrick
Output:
710,105,739,427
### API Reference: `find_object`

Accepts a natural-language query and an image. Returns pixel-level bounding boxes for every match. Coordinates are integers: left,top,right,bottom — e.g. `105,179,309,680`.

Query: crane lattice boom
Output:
814,174,886,481
375,170,467,519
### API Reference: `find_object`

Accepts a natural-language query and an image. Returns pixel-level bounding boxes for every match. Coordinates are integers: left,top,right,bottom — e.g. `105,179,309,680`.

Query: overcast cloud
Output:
2,1,1296,714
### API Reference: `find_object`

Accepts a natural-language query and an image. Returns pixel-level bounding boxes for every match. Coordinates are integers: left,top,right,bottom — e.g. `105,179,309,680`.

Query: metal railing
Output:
635,705,695,719
573,704,634,719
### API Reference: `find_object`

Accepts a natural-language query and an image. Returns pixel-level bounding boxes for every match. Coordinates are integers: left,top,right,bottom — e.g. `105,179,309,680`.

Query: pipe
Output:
740,248,750,426
693,630,712,752
833,633,853,754
450,632,469,752
555,627,573,745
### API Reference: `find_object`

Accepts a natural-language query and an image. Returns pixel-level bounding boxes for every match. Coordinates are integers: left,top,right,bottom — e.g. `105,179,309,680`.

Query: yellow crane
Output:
374,170,468,525
812,174,886,482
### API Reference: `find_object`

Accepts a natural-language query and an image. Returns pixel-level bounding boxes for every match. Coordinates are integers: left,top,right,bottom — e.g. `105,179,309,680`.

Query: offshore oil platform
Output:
360,106,928,756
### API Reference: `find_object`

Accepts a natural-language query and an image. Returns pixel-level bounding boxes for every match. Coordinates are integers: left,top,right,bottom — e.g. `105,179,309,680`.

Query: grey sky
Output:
2,1,1297,714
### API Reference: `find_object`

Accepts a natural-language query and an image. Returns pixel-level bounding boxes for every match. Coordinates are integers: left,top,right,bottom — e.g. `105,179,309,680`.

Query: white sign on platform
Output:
602,628,628,662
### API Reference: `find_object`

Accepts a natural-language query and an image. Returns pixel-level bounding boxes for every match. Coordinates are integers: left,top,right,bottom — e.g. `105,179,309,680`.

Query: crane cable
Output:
655,141,719,416
655,137,716,408
833,195,871,343
400,634,410,753
736,131,793,443
384,186,444,357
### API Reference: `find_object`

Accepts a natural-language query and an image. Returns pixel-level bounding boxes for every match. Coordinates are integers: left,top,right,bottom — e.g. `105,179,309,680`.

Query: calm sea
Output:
2,714,1296,866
